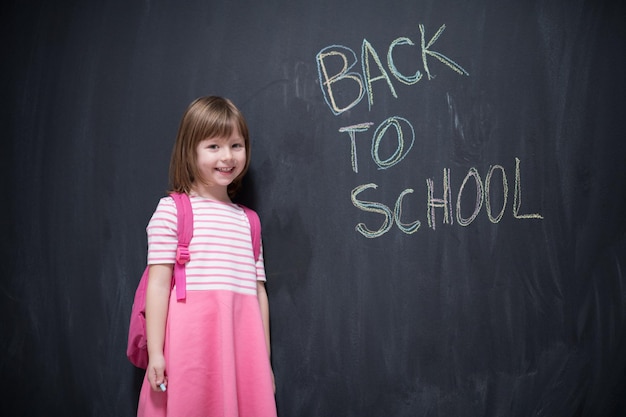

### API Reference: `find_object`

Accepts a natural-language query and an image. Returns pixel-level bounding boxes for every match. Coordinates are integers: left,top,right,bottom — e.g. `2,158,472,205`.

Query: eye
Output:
232,142,245,149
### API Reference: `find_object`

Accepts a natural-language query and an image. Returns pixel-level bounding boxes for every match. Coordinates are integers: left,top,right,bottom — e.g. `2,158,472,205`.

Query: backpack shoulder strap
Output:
170,192,193,300
239,205,261,262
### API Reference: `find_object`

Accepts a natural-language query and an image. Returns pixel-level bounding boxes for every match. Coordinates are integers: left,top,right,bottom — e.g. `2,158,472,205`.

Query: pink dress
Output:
137,196,277,417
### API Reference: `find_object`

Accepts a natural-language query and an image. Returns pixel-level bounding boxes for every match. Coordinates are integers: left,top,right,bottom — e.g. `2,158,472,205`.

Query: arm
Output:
257,281,271,357
145,263,173,391
257,281,275,392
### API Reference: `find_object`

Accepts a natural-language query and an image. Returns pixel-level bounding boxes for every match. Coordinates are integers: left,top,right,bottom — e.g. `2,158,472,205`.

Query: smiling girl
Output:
137,96,277,417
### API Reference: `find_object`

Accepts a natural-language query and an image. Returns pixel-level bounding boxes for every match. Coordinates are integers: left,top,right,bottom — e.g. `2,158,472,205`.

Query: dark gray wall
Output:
3,0,625,416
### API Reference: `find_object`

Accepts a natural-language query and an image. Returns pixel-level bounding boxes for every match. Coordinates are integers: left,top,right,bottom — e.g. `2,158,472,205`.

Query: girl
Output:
137,96,277,417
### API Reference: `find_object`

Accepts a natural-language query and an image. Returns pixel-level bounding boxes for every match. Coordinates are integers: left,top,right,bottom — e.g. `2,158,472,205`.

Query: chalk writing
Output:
513,157,543,219
456,167,484,227
418,24,469,80
351,183,393,238
338,117,415,172
362,39,398,109
315,23,542,238
352,158,543,238
316,24,469,115
339,123,374,173
426,168,453,229
371,117,415,170
395,188,421,234
351,183,421,238
485,165,508,223
316,45,365,115
387,37,422,85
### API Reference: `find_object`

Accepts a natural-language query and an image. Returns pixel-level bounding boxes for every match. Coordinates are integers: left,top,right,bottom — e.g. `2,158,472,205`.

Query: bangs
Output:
190,102,248,143
197,115,236,139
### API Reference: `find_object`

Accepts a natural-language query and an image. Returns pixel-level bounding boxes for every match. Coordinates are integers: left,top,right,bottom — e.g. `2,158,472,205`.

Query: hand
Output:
146,354,168,392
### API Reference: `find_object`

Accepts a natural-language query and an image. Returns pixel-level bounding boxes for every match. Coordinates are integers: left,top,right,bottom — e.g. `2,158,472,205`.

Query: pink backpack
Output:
126,193,262,369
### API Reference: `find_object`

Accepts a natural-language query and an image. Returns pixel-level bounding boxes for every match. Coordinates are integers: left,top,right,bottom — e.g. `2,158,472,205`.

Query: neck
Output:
190,184,231,203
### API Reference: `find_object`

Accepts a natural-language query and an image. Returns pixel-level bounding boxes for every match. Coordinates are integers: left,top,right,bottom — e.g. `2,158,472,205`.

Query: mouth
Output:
216,167,235,173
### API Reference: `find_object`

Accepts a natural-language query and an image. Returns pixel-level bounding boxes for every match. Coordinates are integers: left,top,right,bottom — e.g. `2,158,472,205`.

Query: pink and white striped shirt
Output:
147,195,265,296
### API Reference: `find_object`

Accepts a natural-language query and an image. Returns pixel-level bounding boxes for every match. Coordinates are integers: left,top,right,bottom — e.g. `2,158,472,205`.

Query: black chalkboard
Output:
3,0,626,416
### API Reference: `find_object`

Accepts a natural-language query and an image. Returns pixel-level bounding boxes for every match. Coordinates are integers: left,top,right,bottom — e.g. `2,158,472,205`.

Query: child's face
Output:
195,129,247,191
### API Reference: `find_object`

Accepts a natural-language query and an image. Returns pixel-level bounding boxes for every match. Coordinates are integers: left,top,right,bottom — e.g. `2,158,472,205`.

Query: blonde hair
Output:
168,96,251,198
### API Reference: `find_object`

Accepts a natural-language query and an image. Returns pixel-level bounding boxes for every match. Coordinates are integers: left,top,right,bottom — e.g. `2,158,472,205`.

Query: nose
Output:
221,147,233,161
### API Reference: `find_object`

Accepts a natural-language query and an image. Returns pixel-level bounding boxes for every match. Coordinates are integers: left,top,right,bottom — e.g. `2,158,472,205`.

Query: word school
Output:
351,158,543,238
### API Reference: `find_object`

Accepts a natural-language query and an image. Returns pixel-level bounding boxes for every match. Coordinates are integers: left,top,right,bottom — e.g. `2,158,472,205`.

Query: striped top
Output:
147,195,265,296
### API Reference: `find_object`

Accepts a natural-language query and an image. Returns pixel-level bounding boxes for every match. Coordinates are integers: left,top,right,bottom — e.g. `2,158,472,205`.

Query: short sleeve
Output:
146,196,178,265
255,239,267,282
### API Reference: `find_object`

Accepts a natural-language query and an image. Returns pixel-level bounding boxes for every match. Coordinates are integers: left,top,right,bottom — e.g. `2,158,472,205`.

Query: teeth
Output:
217,168,233,172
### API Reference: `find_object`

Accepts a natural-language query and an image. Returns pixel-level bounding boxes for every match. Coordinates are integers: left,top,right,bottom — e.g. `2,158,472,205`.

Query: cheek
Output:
236,154,248,174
